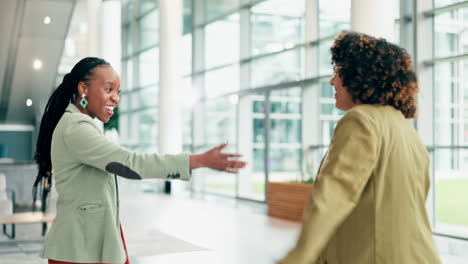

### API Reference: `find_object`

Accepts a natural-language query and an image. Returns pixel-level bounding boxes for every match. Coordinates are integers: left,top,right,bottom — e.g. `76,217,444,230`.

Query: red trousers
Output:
48,225,130,264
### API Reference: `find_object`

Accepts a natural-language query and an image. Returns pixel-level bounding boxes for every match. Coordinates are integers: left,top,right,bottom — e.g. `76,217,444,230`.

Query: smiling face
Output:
329,70,355,111
75,66,121,123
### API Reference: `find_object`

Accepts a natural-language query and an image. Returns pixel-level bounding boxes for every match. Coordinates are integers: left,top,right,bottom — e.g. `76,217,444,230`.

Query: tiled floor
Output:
0,180,467,264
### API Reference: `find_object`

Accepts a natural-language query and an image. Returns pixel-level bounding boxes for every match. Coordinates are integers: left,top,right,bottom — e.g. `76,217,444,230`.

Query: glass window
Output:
394,20,400,45
122,60,133,91
251,0,305,55
205,0,239,21
319,0,350,38
435,0,467,8
320,119,338,144
435,148,468,231
393,0,400,44
205,65,239,98
205,98,237,144
119,92,129,112
123,24,133,56
250,48,303,88
119,114,129,143
194,98,238,197
270,119,301,143
205,14,240,68
434,8,468,58
122,0,134,24
434,62,462,147
126,112,141,148
320,78,334,98
268,87,302,183
131,86,158,109
319,39,333,76
139,0,157,15
434,58,468,231
320,103,342,116
269,148,302,174
136,108,158,147
238,93,266,201
319,79,343,144
138,47,159,87
182,94,193,152
201,169,237,196
138,10,159,49
182,34,193,76
183,0,193,34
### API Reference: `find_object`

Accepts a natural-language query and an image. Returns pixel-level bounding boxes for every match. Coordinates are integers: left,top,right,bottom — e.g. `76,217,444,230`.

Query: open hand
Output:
190,142,247,173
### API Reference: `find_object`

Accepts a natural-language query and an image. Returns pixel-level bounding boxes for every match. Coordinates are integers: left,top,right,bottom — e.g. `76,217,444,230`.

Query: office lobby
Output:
0,0,468,263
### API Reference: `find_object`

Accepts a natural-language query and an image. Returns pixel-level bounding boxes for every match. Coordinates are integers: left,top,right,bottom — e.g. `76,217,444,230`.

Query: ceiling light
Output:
229,95,239,105
44,16,51,24
33,59,42,70
26,99,33,107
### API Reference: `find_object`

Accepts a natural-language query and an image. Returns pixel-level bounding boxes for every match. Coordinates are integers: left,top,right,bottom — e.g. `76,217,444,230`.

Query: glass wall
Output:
268,88,303,183
121,1,159,151
121,0,193,154
120,0,468,241
121,0,347,202
432,3,468,236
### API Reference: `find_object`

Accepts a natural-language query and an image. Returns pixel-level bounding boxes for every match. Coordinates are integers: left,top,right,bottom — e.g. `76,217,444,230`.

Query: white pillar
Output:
415,0,435,228
351,0,395,42
303,0,319,147
237,7,253,198
303,0,321,181
87,0,101,56
0,174,12,215
100,0,122,75
159,0,182,155
86,0,103,130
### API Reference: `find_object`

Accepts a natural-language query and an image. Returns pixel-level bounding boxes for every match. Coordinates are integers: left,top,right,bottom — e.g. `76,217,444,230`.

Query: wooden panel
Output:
0,212,55,224
267,182,313,222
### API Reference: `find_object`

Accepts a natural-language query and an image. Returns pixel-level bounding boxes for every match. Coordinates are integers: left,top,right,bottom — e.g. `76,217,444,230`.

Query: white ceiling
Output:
0,0,75,124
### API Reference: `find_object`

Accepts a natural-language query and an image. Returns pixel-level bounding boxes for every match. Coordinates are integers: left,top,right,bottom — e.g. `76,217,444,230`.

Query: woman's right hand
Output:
189,142,247,173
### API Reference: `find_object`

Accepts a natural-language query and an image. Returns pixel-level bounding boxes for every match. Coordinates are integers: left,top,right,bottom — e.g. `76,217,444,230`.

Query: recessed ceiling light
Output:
33,59,42,70
26,99,33,107
44,16,51,24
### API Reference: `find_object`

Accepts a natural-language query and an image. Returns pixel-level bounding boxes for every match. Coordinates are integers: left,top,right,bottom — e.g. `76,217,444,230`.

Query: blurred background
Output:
0,0,467,263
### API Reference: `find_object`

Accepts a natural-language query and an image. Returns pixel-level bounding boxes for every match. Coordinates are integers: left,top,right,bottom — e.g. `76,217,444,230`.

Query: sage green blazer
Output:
40,104,190,263
281,104,441,264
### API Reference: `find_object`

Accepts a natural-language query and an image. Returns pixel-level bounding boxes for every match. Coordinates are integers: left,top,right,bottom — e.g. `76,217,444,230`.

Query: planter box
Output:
267,182,313,222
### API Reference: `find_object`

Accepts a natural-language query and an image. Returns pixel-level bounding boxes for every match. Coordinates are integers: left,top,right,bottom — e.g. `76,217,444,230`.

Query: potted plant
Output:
267,146,324,222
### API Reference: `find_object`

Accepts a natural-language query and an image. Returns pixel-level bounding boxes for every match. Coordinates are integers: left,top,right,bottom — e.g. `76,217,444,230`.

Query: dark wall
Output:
0,131,33,160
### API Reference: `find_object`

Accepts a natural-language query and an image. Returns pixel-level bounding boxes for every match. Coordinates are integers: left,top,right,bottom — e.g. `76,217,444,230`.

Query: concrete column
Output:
415,0,435,227
99,0,121,141
0,174,12,215
100,0,122,74
302,0,321,182
159,0,183,155
303,0,319,145
237,7,253,198
351,0,395,42
87,0,101,56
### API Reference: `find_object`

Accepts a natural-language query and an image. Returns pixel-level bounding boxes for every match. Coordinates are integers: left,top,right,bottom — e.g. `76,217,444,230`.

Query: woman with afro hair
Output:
280,31,441,264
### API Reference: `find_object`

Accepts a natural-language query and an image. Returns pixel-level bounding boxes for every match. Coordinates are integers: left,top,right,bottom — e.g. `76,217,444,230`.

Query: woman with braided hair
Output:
280,32,441,264
33,57,246,264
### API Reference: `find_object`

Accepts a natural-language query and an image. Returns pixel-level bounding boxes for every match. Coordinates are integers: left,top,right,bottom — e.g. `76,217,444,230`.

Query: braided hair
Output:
33,57,110,212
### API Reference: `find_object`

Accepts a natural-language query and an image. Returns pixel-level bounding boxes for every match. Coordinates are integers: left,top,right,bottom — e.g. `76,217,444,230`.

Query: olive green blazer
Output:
281,104,441,264
40,104,190,263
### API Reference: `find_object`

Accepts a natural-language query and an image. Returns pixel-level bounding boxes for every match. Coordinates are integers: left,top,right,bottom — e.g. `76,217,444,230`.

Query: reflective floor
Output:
0,179,467,264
